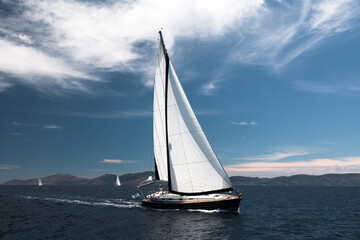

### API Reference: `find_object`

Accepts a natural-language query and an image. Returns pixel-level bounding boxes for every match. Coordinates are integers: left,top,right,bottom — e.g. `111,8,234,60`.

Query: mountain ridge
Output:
3,172,360,186
3,171,154,186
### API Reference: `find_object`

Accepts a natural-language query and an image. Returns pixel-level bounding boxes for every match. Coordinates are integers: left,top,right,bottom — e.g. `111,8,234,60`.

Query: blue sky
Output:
1,0,360,183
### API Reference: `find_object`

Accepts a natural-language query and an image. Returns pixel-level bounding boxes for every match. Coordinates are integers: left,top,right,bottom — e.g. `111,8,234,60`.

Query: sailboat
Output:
137,31,243,210
115,174,121,186
37,177,42,186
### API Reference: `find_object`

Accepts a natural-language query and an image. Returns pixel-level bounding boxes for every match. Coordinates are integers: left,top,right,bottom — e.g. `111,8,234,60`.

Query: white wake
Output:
18,195,142,209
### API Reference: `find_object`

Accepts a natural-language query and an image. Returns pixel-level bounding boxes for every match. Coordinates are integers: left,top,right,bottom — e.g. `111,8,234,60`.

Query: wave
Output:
152,207,239,214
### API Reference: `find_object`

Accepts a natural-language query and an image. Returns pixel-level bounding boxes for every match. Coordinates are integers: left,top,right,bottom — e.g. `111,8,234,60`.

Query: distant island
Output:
3,172,360,186
230,173,360,186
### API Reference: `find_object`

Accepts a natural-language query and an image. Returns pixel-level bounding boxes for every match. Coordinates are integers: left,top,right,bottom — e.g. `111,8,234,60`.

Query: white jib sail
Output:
167,61,232,194
38,178,42,186
153,40,168,181
116,174,121,186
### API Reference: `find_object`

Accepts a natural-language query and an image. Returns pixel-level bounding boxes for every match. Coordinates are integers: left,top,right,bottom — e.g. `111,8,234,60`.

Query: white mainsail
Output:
154,32,232,195
38,177,42,186
115,174,121,186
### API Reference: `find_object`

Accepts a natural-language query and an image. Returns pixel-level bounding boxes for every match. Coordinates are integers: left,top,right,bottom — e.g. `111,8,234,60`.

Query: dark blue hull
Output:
142,197,242,210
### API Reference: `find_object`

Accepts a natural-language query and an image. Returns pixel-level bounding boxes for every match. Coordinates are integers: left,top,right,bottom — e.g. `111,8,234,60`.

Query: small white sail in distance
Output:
115,174,121,186
38,177,42,186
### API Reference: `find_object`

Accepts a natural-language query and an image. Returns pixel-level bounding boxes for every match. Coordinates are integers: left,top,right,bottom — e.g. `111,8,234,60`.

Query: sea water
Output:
1,185,359,239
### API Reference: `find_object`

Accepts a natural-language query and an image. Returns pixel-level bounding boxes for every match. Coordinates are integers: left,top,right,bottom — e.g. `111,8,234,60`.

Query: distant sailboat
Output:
137,31,243,210
37,177,42,186
115,174,121,186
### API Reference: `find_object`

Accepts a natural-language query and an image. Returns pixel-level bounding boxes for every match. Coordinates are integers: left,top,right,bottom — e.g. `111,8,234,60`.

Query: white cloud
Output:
27,109,151,119
12,122,37,127
0,39,96,93
0,79,12,92
12,121,63,129
0,39,82,77
235,146,320,161
1,0,359,94
0,165,21,170
9,132,22,136
230,0,360,67
43,125,62,129
0,0,264,92
292,80,360,94
232,121,258,126
99,159,135,164
225,157,360,177
240,151,307,161
17,34,33,44
23,0,264,68
201,81,219,96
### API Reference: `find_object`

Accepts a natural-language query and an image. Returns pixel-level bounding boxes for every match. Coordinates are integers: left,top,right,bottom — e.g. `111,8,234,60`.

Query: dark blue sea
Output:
1,185,360,239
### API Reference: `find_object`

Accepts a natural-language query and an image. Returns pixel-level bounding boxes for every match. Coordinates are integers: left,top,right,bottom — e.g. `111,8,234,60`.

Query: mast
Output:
158,30,172,192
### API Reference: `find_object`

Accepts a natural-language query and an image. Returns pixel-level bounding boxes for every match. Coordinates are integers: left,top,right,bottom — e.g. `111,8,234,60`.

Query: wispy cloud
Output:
230,0,360,67
23,0,264,68
292,80,360,94
240,151,308,162
195,109,225,116
0,0,264,93
99,159,135,164
12,122,62,129
9,132,22,136
236,146,319,161
1,0,359,95
25,109,151,119
225,157,360,177
232,121,258,126
12,122,37,127
43,125,62,129
0,78,12,92
201,0,360,95
201,81,221,96
0,165,21,170
0,39,96,94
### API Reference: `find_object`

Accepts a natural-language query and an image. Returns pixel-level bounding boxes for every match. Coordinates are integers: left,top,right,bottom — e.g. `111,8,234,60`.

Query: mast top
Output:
158,30,168,56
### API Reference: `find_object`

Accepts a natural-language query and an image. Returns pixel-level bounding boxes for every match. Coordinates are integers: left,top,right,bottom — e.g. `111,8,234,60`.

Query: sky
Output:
1,0,360,183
